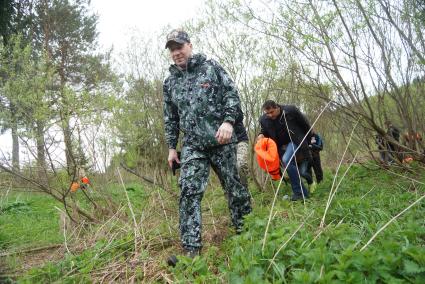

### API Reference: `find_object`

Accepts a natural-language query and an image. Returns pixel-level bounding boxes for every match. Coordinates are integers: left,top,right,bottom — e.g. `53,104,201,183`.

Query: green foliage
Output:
2,164,424,283
111,77,167,172
170,165,425,283
0,34,53,131
0,192,63,250
0,200,31,214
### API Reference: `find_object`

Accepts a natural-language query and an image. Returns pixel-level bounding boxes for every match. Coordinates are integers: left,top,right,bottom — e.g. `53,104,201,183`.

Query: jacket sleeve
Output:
259,116,269,137
211,60,240,124
163,78,179,149
291,105,313,140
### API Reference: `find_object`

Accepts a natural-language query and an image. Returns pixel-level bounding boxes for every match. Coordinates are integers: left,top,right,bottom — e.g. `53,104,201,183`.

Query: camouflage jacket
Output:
163,53,241,149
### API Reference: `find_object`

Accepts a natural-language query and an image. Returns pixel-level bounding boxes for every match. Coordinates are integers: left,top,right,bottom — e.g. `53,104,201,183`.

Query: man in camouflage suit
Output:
163,29,252,258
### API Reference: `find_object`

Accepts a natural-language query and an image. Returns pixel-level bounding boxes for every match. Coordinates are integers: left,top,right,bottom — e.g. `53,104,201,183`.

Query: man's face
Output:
168,42,193,69
264,107,281,120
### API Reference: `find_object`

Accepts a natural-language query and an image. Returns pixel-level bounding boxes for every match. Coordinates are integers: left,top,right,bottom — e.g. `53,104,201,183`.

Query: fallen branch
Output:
119,162,157,186
120,162,178,198
0,244,62,257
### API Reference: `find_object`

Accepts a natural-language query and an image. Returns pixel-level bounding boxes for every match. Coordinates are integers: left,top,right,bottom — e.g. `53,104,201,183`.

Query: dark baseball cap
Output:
165,29,190,49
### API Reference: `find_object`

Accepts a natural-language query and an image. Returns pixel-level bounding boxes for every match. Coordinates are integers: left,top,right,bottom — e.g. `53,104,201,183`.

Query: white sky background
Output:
91,0,203,53
0,0,203,160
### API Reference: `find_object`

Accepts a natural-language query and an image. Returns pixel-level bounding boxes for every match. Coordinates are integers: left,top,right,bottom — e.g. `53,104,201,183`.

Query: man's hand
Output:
168,149,180,168
215,122,234,144
256,134,265,143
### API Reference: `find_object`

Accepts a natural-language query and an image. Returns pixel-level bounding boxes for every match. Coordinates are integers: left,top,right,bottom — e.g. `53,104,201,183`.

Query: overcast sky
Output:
0,0,203,156
90,0,202,52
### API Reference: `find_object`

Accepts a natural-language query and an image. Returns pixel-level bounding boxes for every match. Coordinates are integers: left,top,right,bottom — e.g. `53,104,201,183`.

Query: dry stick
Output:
360,194,425,252
361,185,377,199
138,197,150,241
207,200,218,234
307,219,337,248
94,206,125,239
0,180,11,206
261,101,332,254
117,168,139,253
0,244,62,257
161,272,173,283
266,211,314,273
156,189,173,235
327,152,359,209
55,206,71,254
320,120,360,228
308,183,376,248
70,220,87,248
383,168,425,186
319,264,325,279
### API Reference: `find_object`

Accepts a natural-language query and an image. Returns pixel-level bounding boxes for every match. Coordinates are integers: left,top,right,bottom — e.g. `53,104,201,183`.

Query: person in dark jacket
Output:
377,120,401,163
385,121,401,162
308,133,323,184
257,100,313,201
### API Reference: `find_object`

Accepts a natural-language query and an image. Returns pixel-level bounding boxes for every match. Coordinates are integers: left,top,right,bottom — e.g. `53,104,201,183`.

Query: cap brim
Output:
165,39,186,49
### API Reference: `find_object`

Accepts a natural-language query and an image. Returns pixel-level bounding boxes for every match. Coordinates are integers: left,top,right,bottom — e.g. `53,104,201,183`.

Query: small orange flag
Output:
81,176,90,185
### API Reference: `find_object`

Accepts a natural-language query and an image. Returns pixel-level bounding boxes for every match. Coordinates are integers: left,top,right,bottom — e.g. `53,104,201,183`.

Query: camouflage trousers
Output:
237,141,249,188
178,143,252,251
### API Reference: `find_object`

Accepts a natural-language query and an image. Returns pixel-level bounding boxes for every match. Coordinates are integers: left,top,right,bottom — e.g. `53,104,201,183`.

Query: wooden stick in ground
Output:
156,188,173,235
360,194,425,252
55,206,71,254
0,244,62,257
327,152,358,209
320,120,359,228
207,200,217,234
117,168,139,253
361,185,376,199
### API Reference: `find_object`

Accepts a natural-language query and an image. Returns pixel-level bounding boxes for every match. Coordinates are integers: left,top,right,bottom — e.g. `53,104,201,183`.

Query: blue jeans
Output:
282,143,309,198
299,160,313,185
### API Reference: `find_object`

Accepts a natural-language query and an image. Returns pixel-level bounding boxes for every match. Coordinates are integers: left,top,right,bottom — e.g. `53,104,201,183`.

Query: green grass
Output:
0,192,64,250
2,164,425,283
170,163,425,283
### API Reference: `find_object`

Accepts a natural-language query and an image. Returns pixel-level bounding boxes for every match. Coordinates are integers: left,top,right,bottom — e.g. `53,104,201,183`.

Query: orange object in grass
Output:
255,138,282,181
70,182,80,192
81,176,90,184
403,156,413,163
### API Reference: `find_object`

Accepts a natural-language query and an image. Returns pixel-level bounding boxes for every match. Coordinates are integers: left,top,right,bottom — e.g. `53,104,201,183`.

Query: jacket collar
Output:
169,53,207,76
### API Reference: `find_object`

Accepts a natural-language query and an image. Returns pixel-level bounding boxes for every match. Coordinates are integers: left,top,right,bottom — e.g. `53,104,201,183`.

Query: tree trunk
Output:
61,114,75,177
36,120,47,184
11,110,20,172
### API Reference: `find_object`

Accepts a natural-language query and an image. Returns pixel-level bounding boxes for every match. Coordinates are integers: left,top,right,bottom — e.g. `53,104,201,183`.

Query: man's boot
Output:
166,248,200,267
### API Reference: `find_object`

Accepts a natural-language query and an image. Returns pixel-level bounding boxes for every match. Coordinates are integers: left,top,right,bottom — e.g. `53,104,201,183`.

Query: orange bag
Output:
255,138,282,180
70,182,80,192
